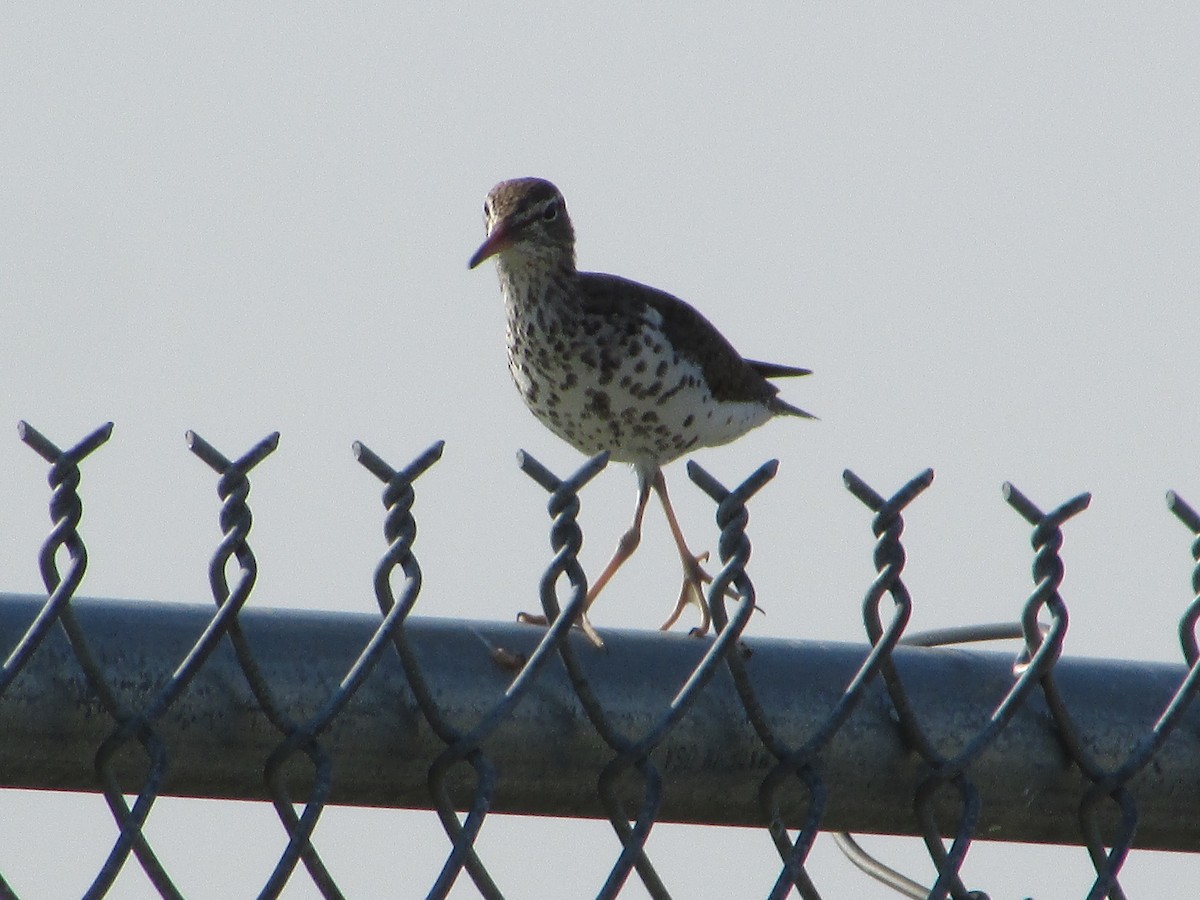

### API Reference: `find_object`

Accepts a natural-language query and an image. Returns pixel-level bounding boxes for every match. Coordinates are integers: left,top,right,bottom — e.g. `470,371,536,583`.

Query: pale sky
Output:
2,4,1199,897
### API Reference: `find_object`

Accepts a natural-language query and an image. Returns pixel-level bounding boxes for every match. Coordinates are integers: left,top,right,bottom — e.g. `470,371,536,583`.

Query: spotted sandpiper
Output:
469,177,813,646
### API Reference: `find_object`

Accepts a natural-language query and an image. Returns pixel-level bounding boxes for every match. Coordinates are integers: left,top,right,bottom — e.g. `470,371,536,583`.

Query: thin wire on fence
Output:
1,421,1199,899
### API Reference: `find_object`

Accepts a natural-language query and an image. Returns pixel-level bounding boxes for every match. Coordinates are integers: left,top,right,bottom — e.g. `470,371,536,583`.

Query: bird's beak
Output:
468,221,514,269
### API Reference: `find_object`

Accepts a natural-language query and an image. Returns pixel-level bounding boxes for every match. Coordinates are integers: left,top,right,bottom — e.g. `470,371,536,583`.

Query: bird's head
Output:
468,178,576,271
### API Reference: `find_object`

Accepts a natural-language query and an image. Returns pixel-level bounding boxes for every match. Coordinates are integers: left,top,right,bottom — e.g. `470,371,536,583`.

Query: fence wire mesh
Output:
2,421,1199,899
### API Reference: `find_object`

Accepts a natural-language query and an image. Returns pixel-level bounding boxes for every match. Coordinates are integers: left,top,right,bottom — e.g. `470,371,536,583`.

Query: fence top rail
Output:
2,590,1197,852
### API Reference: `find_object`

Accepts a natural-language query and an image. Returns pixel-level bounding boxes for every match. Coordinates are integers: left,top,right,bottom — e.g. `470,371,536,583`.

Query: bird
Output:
469,177,813,647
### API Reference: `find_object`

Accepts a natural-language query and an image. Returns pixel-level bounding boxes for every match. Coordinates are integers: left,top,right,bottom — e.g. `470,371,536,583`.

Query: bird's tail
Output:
748,359,816,419
746,359,812,379
772,397,818,419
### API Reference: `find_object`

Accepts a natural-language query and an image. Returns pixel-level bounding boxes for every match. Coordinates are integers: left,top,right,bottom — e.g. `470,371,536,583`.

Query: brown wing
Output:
577,273,810,411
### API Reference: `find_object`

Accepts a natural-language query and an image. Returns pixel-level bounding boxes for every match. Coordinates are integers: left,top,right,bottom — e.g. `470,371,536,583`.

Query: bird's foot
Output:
659,551,714,636
516,609,606,649
659,552,763,635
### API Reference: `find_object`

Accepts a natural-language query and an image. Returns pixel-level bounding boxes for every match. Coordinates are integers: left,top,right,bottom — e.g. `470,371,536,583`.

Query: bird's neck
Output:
495,251,579,318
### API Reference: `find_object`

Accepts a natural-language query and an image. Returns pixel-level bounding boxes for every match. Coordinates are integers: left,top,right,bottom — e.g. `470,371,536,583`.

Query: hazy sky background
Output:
3,4,1199,897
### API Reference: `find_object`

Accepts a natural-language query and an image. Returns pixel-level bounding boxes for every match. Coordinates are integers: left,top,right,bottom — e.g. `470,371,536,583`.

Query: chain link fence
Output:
2,421,1199,899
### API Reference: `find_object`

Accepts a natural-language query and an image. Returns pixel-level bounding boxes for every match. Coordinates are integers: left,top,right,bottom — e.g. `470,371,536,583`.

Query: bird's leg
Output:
576,476,652,641
517,474,651,649
651,470,714,636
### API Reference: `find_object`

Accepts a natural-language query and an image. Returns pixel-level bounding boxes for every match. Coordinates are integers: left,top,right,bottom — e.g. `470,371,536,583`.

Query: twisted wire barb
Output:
4,423,183,900
1002,486,1142,900
689,459,833,900
516,450,678,900
517,450,669,898
88,430,304,899
1,422,113,692
508,454,776,899
913,485,1086,900
1066,491,1200,900
186,431,343,899
258,439,446,898
420,450,608,899
356,439,512,900
748,468,937,900
13,423,182,899
843,469,937,761
842,468,971,900
356,438,458,751
591,459,775,898
1168,492,1200,665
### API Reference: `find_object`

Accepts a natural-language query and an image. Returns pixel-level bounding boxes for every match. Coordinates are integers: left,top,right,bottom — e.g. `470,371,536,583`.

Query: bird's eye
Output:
542,200,559,221
483,201,491,218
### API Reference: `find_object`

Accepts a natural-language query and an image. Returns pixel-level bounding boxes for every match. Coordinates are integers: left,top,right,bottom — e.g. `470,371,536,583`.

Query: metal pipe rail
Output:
1,592,1194,850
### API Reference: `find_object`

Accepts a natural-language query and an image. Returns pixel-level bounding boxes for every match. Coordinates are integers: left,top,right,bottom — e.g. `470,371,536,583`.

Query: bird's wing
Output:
577,273,809,407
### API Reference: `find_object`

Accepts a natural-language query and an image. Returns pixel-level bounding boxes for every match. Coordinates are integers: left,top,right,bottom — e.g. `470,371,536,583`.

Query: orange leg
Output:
518,472,652,649
584,477,651,608
651,470,713,636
